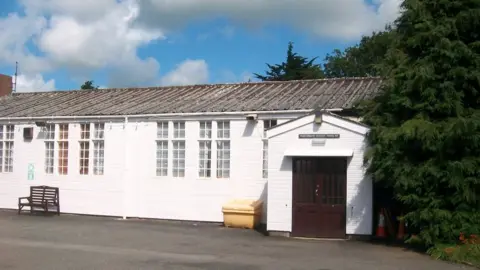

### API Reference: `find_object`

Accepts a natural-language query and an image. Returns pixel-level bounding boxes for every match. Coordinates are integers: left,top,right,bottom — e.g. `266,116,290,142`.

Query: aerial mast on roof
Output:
13,61,18,93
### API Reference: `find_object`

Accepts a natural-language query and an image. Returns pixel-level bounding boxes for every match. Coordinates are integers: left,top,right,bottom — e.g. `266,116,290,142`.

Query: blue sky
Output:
0,0,400,92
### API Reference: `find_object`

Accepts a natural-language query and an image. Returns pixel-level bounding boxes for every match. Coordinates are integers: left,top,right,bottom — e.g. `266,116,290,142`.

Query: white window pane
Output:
156,140,168,176
94,123,105,139
200,121,212,139
6,125,14,140
173,122,185,138
216,140,230,178
157,122,169,139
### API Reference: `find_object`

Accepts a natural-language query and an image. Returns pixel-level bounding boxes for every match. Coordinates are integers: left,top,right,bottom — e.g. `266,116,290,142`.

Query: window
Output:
79,124,90,175
216,121,230,178
45,124,55,174
199,121,212,177
0,125,14,173
262,140,268,178
157,121,169,139
78,123,105,175
263,119,278,130
58,124,69,175
263,119,277,137
156,122,168,176
199,121,212,139
173,122,185,138
93,123,105,175
172,141,185,177
173,122,185,177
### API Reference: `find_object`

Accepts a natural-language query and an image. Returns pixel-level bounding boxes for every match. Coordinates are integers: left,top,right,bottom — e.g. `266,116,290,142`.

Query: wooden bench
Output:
18,185,60,215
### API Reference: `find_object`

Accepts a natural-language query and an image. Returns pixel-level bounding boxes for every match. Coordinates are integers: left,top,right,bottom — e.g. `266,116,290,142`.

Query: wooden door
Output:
292,157,347,238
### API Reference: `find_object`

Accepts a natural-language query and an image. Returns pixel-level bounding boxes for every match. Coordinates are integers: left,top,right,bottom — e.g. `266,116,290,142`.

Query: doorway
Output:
291,157,347,238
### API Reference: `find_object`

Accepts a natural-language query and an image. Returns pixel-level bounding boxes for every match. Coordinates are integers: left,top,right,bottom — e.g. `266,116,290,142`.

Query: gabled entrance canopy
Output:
266,111,369,140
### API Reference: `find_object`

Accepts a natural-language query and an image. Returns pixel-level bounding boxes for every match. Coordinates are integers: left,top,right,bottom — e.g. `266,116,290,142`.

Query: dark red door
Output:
292,157,347,238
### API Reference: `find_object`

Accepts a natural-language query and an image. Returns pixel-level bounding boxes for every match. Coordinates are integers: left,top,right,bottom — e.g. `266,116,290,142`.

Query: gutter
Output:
0,109,344,122
0,108,343,121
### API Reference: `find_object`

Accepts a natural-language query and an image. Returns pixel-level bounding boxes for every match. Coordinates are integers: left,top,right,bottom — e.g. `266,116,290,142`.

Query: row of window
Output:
1,119,277,177
156,121,231,178
44,123,105,175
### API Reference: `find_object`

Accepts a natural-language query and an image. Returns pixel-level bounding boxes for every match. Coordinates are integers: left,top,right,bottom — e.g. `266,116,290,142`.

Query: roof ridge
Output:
10,76,383,95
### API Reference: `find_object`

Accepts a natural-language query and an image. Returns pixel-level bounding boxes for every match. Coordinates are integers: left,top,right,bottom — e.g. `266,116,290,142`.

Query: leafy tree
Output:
323,27,395,78
361,0,480,247
254,42,324,81
81,80,98,90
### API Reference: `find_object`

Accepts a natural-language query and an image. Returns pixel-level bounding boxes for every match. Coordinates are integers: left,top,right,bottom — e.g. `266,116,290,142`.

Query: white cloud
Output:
37,0,164,87
1,0,164,87
0,0,401,89
137,0,401,40
38,2,163,70
161,59,209,86
15,74,56,92
0,13,50,75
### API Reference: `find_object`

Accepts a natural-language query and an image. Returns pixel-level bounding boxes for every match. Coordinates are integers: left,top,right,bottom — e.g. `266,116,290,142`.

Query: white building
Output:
0,77,382,239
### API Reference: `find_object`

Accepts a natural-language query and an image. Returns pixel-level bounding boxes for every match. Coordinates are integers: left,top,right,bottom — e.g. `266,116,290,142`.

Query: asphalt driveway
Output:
0,211,471,270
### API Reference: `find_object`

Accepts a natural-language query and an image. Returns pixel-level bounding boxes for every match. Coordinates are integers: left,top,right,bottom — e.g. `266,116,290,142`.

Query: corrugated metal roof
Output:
0,77,383,117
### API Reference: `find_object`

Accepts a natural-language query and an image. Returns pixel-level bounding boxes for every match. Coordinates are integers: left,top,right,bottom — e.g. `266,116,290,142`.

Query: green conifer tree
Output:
362,0,480,246
254,42,324,81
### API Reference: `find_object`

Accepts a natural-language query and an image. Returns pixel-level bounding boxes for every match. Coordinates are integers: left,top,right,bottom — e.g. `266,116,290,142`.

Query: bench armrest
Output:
18,197,30,203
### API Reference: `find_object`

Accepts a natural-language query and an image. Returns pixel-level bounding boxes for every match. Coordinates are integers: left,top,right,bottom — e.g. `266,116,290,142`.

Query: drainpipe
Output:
122,116,129,220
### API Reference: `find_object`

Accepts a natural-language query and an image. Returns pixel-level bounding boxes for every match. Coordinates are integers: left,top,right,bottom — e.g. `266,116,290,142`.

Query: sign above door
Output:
298,134,340,139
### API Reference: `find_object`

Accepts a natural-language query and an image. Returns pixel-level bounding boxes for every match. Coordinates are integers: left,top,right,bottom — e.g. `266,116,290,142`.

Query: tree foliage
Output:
254,42,324,81
81,80,98,90
361,0,480,246
323,27,395,78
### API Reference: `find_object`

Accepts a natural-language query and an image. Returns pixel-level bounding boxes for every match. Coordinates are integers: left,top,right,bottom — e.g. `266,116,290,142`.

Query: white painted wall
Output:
266,114,373,235
127,119,267,222
0,122,125,216
0,112,304,223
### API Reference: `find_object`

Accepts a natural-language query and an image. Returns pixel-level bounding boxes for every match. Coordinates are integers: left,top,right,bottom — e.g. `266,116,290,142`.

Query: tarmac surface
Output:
0,211,471,270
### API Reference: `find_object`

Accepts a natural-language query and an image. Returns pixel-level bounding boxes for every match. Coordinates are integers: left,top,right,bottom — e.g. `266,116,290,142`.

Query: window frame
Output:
44,124,55,174
216,121,230,179
79,123,91,175
263,119,278,130
0,125,15,173
263,119,278,137
172,121,186,178
262,139,268,179
57,124,69,175
198,121,212,178
172,140,186,178
156,121,169,177
92,123,105,175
